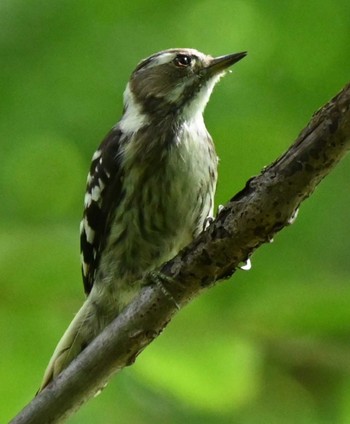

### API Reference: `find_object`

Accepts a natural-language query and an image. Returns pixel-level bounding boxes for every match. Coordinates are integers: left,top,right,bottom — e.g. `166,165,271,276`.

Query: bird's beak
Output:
206,51,247,75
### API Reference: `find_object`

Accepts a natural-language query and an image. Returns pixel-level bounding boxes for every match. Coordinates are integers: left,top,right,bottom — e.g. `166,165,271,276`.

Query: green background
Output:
2,1,350,423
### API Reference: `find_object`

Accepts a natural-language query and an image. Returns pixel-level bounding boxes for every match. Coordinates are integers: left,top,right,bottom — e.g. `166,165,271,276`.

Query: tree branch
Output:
11,83,350,424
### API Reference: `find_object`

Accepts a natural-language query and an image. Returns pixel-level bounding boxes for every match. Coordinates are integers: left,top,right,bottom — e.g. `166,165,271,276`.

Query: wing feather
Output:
80,127,124,295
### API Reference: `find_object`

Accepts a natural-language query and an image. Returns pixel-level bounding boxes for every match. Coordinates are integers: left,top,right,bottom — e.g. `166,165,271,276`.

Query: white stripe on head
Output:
138,48,204,70
145,52,177,68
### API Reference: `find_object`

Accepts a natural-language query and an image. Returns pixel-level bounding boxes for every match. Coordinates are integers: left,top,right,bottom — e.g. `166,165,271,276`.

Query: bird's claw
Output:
145,271,180,310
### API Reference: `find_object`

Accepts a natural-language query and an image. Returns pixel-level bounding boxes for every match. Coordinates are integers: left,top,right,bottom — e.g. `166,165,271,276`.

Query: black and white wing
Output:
80,127,125,295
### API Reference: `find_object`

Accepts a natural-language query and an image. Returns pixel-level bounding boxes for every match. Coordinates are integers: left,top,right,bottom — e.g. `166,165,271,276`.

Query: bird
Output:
38,47,246,391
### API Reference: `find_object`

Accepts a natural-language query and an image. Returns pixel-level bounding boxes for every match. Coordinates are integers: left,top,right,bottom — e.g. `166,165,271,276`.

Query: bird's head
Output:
124,48,246,122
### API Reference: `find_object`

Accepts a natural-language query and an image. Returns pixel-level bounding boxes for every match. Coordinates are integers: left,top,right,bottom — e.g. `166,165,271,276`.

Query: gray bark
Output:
10,83,350,424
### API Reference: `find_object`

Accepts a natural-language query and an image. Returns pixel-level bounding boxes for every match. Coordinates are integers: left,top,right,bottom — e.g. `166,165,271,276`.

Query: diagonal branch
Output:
10,83,350,424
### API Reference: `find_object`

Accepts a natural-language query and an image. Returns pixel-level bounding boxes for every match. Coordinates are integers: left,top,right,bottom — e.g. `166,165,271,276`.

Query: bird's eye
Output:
174,54,192,68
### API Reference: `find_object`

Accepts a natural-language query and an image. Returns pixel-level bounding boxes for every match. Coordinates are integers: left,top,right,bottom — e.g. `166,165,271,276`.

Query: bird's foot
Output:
145,271,180,310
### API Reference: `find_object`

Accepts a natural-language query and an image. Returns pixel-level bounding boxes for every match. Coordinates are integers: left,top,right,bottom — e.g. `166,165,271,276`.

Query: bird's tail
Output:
38,298,98,392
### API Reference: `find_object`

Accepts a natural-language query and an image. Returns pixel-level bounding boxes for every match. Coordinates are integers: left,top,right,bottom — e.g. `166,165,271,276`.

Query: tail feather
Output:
38,299,96,392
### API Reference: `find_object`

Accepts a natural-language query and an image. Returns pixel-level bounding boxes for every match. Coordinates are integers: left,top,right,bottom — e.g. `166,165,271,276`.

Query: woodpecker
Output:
39,48,246,390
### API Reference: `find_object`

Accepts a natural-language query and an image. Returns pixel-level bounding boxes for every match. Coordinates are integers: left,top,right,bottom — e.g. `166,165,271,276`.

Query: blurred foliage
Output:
1,0,350,423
